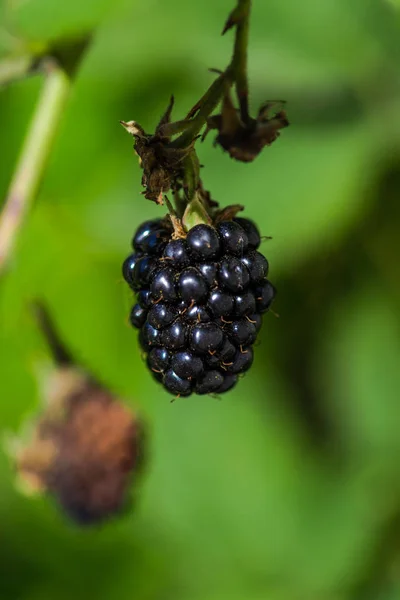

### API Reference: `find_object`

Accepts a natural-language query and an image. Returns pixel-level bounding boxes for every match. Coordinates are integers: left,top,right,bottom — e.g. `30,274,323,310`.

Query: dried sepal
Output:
169,215,187,239
120,120,146,138
214,204,244,223
156,94,175,132
203,88,289,162
121,97,198,203
182,193,213,230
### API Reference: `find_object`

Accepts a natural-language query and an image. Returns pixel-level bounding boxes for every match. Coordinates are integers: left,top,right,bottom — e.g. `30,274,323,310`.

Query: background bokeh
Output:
1,0,400,598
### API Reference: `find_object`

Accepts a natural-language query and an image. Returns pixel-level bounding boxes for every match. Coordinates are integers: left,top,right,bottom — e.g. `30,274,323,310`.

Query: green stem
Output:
173,189,186,218
182,151,201,201
229,0,251,123
0,55,38,87
0,59,71,273
170,74,226,148
31,301,73,366
171,0,251,150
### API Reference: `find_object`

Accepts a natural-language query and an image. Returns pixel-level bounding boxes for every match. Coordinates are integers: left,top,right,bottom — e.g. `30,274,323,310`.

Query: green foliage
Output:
1,0,400,599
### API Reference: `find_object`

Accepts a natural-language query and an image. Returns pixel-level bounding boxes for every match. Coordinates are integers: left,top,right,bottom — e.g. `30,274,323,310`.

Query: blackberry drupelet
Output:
123,217,276,397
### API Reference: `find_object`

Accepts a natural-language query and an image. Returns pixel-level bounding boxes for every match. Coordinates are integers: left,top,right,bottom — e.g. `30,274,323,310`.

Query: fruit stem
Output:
228,0,251,124
183,150,201,202
170,0,252,149
31,301,73,366
172,188,186,218
167,0,252,222
164,195,186,238
170,74,226,149
0,58,71,274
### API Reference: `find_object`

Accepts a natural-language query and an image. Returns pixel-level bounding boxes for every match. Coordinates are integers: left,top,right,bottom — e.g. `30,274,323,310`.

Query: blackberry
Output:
130,304,147,328
217,221,248,256
163,239,190,267
218,257,250,293
186,224,221,260
178,267,208,303
233,217,261,249
123,217,276,397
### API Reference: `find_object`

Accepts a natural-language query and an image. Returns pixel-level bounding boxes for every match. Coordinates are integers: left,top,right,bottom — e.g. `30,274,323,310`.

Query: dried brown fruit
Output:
11,304,146,526
15,368,145,525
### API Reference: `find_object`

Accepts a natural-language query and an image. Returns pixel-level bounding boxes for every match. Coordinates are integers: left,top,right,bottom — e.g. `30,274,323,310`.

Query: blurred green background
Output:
1,0,400,598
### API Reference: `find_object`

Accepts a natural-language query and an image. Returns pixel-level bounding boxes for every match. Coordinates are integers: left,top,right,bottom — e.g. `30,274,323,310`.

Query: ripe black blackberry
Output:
123,217,276,397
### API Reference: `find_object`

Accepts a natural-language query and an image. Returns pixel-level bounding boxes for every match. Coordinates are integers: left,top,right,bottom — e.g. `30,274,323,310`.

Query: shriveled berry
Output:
147,347,170,373
151,268,178,302
255,281,276,313
207,290,234,317
241,251,269,282
219,257,250,293
132,219,163,251
147,304,178,330
195,370,224,394
234,292,256,317
171,351,204,379
178,267,208,304
226,320,257,346
198,263,217,286
139,322,160,349
132,256,158,290
122,254,140,288
234,218,260,249
163,239,190,267
164,370,192,396
227,347,254,374
186,224,220,260
161,320,188,349
190,323,224,355
130,304,147,328
217,374,238,393
217,221,248,256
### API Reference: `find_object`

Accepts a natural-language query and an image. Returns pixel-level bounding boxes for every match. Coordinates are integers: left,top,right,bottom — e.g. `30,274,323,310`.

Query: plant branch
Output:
0,58,71,274
228,0,251,123
31,301,73,366
170,74,226,148
0,55,38,87
171,0,252,149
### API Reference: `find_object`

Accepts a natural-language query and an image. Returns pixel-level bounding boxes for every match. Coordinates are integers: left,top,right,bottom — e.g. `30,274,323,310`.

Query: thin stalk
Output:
171,0,251,147
0,55,38,87
173,189,186,219
31,301,72,366
0,59,71,273
182,151,201,201
170,74,226,148
230,0,251,123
